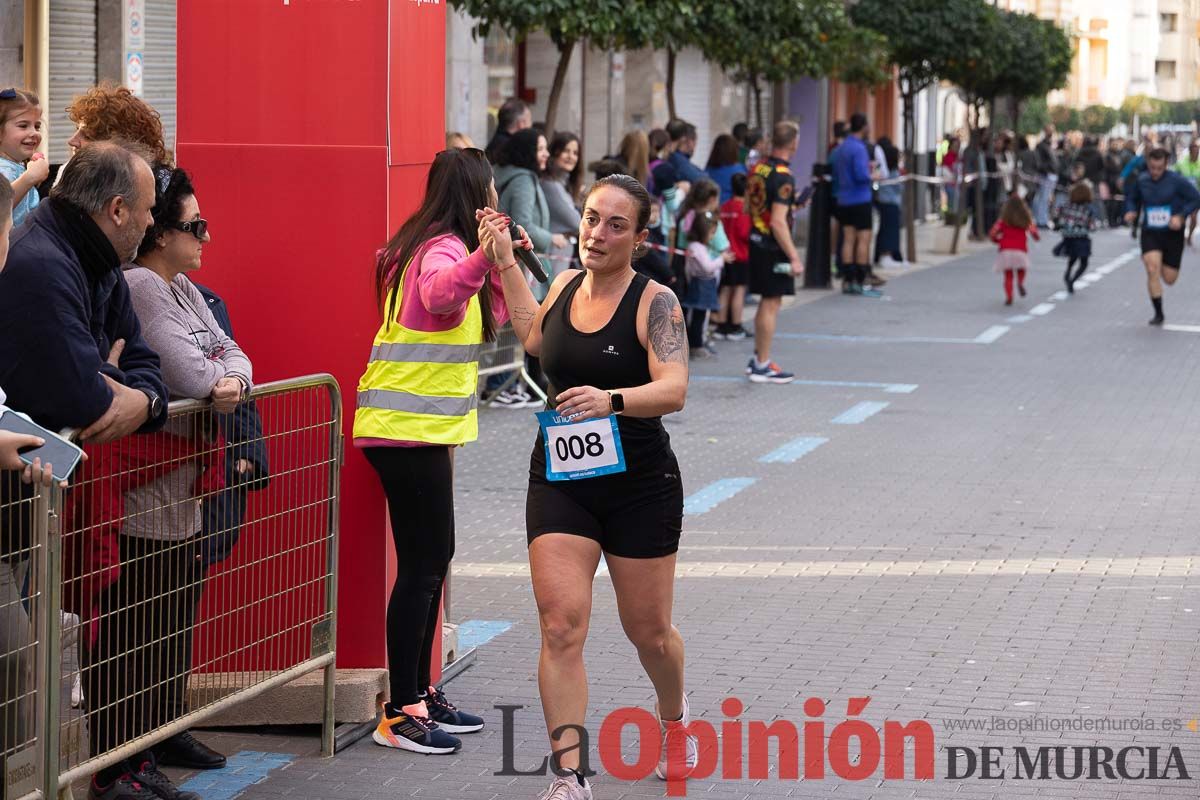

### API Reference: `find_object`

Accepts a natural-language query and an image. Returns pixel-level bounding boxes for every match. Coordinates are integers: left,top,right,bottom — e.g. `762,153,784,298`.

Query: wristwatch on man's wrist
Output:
608,391,624,415
141,388,163,418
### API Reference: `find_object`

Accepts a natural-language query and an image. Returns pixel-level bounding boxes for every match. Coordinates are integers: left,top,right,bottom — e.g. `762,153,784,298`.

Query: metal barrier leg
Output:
321,663,335,758
40,488,61,800
520,367,548,404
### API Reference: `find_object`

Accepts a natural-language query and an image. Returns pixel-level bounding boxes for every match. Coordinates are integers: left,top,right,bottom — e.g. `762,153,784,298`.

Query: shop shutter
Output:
673,48,712,167
142,0,177,157
48,0,97,164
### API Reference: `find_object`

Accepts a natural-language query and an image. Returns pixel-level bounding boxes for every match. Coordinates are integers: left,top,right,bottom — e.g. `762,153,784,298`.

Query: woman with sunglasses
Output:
89,166,251,800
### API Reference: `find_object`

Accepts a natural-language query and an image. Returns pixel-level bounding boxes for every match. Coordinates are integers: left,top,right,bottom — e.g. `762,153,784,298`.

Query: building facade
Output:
1153,0,1200,101
444,10,771,172
1,0,178,165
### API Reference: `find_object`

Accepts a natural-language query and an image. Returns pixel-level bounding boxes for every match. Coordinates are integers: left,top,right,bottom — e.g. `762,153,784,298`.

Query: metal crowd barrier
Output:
1,374,342,800
0,478,50,800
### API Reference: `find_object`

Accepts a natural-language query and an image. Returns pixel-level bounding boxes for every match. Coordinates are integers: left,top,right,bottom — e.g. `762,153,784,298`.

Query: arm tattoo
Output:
511,306,536,323
648,291,687,364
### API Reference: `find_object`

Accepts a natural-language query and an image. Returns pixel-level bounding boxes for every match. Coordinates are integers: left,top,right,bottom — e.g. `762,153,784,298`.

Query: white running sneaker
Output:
655,695,699,780
879,255,906,269
535,775,593,800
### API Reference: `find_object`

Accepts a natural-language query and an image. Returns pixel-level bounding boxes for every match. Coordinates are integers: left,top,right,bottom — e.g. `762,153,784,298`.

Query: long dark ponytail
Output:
375,147,498,342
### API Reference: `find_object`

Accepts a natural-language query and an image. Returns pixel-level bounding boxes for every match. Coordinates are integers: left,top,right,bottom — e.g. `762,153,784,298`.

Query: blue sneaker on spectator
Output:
748,361,795,384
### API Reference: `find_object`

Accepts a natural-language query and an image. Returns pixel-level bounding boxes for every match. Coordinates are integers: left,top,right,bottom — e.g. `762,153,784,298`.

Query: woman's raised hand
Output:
476,207,515,266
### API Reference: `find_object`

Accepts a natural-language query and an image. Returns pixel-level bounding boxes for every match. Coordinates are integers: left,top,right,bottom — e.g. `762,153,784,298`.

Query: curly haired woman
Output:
65,83,173,166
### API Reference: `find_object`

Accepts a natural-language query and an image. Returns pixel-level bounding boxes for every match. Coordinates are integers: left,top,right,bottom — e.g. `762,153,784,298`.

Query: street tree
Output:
701,0,851,127
852,0,993,262
620,1,707,121
1080,105,1119,135
449,0,636,137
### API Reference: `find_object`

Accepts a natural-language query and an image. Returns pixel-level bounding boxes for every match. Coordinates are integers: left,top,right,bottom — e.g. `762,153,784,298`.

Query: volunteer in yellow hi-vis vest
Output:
353,148,532,755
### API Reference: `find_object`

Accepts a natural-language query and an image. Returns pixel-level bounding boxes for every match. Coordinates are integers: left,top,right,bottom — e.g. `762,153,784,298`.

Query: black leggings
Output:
1066,256,1089,282
364,446,455,707
686,308,708,349
84,536,203,759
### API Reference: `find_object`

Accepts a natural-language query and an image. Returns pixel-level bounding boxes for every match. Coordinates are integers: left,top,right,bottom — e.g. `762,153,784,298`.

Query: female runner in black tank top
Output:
479,175,696,797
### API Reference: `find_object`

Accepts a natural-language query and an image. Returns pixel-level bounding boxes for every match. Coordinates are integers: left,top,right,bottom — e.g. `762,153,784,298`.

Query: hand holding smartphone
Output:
0,409,85,484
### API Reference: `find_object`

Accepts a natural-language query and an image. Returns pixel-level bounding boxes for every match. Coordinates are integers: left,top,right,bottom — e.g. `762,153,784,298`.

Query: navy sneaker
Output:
424,686,485,733
745,357,755,375
130,757,201,800
89,773,161,800
748,361,795,384
373,702,462,753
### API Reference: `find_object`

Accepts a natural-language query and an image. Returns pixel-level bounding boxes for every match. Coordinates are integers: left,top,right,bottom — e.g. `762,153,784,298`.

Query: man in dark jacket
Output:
1033,125,1059,228
666,119,705,183
484,97,532,164
0,140,167,438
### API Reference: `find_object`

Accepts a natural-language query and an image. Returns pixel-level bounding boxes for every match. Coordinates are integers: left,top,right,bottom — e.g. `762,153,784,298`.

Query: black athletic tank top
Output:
536,270,670,461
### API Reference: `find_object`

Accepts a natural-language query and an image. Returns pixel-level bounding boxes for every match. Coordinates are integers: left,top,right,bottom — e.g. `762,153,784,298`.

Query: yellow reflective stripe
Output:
353,407,478,446
369,342,483,364
357,389,479,417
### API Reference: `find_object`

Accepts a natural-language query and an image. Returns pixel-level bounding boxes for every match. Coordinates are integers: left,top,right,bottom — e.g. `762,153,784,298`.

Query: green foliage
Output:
1038,18,1073,96
830,25,893,88
448,0,631,50
948,9,1072,108
1017,97,1050,136
1117,95,1200,126
1049,105,1081,131
700,0,851,86
852,0,993,98
1079,105,1119,134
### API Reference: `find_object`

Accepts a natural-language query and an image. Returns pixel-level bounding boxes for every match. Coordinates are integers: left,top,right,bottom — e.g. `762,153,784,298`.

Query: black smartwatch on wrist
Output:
608,391,624,415
141,388,163,418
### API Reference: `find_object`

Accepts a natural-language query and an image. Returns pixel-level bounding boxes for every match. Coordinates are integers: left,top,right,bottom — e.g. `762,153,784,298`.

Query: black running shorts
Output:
748,245,796,297
1141,228,1185,269
835,202,873,230
527,449,683,559
720,259,750,288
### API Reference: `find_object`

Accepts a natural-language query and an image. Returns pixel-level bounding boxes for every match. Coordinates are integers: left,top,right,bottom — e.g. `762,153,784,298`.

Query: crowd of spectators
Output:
0,83,265,800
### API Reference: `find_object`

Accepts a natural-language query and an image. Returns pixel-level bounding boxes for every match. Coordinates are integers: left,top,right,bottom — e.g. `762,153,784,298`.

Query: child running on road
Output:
1055,182,1099,293
991,195,1039,306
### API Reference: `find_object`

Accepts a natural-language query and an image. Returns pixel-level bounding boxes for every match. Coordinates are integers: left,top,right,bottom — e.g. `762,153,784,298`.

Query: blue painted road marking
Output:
759,437,828,464
684,478,756,515
832,401,889,425
457,620,514,650
692,376,918,394
178,751,294,800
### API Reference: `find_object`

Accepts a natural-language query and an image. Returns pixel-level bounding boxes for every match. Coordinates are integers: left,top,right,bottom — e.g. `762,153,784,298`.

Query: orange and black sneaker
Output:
372,702,462,754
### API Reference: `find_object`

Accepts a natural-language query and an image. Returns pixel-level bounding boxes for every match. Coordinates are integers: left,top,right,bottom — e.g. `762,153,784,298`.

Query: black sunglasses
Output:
169,219,208,240
0,88,16,100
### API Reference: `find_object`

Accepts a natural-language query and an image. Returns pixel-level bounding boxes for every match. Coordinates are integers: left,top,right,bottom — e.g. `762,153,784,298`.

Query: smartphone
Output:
795,185,815,206
0,410,84,483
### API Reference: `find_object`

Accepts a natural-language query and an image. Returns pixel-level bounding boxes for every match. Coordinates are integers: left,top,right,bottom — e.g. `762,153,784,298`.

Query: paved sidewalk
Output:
184,228,1198,799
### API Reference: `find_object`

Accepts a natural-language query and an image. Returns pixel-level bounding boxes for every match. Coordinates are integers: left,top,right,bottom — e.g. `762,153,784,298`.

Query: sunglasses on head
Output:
169,219,208,240
0,88,16,100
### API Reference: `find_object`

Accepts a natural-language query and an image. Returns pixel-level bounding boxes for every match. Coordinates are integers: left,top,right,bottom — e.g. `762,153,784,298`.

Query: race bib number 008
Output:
1146,205,1172,229
536,411,627,482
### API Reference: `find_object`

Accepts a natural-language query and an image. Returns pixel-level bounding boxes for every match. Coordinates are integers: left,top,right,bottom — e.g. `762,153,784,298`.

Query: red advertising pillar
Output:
176,1,446,674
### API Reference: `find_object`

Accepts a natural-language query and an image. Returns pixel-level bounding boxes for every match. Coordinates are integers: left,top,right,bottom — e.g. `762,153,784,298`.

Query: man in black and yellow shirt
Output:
745,120,802,383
